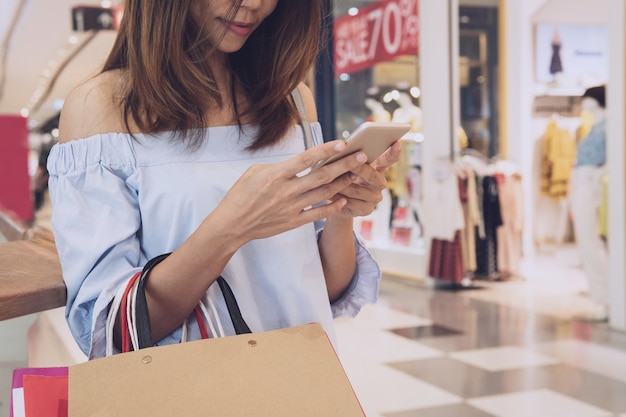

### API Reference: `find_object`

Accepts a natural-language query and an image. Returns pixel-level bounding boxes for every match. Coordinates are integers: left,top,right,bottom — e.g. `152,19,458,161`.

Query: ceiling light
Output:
410,87,421,98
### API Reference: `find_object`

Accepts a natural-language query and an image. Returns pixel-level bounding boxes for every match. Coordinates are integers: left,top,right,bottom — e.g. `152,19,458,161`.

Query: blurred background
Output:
0,1,625,416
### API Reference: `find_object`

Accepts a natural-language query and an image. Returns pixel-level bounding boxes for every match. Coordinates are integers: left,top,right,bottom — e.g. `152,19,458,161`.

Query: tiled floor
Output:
1,235,625,416
335,277,626,417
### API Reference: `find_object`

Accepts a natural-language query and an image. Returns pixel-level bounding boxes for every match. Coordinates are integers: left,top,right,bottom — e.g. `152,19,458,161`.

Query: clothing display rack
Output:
428,148,523,289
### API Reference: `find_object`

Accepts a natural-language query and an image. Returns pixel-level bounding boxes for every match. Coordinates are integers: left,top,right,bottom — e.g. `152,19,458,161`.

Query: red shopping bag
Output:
11,367,68,417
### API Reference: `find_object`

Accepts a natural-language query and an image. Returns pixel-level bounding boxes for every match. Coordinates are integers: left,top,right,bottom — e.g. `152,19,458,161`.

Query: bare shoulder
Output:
296,82,318,123
58,70,127,143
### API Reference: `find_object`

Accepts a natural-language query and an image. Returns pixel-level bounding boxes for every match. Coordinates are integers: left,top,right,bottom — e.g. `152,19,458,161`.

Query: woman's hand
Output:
329,140,402,218
208,140,369,245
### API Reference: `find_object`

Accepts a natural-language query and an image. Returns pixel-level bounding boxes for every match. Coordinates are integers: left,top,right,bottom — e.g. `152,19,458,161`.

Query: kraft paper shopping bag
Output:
68,323,365,417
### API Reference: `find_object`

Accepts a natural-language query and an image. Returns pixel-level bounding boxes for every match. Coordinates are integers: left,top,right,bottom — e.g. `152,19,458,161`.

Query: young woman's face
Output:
193,0,279,53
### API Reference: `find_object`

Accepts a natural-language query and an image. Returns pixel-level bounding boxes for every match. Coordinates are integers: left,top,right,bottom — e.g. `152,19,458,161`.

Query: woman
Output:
48,0,401,359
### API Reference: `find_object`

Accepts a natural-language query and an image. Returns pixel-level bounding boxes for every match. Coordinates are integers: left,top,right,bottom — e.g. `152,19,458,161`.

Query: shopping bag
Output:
10,367,68,417
19,256,364,416
68,322,364,416
24,375,69,417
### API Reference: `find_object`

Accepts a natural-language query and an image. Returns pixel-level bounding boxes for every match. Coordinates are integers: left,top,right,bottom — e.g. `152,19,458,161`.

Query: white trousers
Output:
569,166,609,306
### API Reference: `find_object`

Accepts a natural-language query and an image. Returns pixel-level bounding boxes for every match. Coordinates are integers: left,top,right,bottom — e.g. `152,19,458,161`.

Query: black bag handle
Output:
216,277,252,335
134,253,251,350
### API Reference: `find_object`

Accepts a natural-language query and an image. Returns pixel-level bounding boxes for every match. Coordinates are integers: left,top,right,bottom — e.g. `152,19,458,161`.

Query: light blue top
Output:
576,120,606,167
47,122,381,359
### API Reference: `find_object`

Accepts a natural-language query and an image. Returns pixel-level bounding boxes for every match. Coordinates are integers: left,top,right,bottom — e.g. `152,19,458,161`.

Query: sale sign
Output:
334,0,419,75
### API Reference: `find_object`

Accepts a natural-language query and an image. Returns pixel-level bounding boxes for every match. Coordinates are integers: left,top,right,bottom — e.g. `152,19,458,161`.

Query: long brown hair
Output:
102,0,323,150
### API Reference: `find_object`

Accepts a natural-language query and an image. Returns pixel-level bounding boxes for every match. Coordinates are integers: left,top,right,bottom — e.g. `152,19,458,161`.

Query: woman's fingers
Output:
217,138,396,240
348,162,387,191
282,140,345,177
216,143,368,240
370,140,402,172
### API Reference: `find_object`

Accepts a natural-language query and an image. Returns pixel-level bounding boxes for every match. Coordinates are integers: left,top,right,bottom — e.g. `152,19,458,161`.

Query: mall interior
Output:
1,0,625,416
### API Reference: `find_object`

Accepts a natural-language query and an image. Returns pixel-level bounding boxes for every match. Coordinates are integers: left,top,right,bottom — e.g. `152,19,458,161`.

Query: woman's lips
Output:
220,19,253,36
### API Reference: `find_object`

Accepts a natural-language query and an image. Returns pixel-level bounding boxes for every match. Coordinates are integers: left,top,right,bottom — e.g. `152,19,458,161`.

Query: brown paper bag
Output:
68,323,365,416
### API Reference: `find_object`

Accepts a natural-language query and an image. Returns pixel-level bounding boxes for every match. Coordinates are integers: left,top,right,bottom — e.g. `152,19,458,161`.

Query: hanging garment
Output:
427,170,465,283
495,172,523,278
475,175,503,279
427,169,465,241
540,120,576,200
533,137,570,245
459,170,480,273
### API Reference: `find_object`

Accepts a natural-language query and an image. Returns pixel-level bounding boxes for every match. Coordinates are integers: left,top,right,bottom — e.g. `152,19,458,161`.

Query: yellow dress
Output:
539,120,576,200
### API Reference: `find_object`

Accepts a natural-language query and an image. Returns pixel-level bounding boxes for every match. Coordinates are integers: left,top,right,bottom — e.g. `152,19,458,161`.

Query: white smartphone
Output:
313,122,411,169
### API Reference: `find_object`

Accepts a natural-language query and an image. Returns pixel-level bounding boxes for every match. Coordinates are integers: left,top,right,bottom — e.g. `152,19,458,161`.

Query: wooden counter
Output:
0,212,66,321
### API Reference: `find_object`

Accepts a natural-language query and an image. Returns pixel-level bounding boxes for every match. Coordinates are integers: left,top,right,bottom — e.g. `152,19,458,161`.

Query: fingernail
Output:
356,152,367,163
334,141,346,151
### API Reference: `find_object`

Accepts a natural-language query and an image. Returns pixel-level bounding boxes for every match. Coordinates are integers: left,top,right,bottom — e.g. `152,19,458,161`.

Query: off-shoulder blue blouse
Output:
47,122,381,358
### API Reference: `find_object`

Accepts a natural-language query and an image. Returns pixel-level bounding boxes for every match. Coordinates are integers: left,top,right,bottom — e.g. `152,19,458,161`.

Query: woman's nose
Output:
240,0,262,10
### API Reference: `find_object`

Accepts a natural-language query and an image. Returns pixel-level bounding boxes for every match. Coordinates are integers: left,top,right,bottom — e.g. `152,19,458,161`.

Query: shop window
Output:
332,0,422,248
459,5,499,158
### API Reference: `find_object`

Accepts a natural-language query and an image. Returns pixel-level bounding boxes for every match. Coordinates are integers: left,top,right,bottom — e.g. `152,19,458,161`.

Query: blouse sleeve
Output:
47,135,145,358
309,123,382,319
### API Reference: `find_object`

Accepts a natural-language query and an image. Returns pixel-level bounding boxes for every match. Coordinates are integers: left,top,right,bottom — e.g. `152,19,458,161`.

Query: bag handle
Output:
291,87,314,150
131,253,251,350
216,276,252,335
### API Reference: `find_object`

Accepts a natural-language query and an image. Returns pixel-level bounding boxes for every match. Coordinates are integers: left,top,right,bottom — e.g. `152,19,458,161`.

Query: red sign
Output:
334,0,419,75
0,115,32,221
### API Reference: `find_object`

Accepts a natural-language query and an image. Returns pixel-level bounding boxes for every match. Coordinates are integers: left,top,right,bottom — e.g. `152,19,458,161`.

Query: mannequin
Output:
569,85,609,321
549,28,563,76
364,97,391,123
385,90,423,242
391,91,423,133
